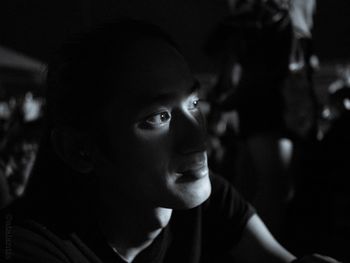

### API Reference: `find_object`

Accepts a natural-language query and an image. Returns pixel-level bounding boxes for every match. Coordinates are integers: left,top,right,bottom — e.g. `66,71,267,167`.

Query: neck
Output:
98,201,172,263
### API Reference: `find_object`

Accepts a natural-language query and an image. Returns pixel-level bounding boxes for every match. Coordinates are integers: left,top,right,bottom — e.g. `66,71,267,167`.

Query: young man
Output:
0,20,340,263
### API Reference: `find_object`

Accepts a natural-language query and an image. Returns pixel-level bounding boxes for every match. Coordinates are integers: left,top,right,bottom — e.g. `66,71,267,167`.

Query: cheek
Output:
133,128,172,163
133,123,172,147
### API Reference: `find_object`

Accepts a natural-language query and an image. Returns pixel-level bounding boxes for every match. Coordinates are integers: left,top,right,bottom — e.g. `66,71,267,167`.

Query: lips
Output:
174,153,209,181
180,164,208,180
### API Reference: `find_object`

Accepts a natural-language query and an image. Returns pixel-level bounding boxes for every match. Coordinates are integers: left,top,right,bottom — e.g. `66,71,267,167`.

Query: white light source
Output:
343,98,350,110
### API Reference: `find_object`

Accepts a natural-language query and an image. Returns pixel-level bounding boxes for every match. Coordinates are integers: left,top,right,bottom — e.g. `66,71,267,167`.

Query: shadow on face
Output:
94,37,211,210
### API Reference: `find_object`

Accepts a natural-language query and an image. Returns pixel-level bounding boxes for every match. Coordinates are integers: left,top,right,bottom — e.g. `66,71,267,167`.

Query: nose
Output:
171,108,207,155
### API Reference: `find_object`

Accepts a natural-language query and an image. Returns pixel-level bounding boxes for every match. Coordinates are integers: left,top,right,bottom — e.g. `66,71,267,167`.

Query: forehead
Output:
107,37,195,106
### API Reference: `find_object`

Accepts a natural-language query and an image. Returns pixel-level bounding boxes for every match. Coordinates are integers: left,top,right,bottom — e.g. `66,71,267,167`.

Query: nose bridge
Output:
171,108,207,155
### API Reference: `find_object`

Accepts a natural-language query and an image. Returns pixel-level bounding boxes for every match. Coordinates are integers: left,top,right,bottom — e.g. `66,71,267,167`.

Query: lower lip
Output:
177,165,209,182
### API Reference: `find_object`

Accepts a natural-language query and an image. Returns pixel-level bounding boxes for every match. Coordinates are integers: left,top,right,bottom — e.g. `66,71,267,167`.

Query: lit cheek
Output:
132,125,172,171
134,124,169,141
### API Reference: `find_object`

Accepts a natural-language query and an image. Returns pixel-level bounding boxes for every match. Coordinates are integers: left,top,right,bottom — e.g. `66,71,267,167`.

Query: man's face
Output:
95,37,211,210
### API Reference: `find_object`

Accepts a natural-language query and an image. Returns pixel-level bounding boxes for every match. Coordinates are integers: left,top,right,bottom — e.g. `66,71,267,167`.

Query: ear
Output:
50,127,94,174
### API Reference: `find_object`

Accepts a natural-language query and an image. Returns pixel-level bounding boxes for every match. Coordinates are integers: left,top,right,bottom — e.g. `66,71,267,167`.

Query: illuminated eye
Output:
188,97,201,110
145,111,171,126
159,112,171,122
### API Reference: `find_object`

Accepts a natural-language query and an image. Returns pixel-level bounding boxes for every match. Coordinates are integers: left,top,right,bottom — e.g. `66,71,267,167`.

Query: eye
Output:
143,111,171,128
188,96,201,111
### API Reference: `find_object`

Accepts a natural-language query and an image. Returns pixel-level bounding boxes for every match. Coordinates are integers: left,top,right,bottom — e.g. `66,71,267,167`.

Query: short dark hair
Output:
46,19,180,131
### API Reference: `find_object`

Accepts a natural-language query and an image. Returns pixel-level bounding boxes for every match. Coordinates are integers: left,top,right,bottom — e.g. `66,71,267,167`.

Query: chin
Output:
165,175,212,210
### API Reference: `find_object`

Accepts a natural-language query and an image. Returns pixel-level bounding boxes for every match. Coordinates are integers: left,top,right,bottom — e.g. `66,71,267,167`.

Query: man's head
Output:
47,20,211,210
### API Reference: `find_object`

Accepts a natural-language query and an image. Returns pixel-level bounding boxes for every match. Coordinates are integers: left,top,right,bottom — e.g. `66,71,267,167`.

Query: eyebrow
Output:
136,79,201,107
190,79,201,93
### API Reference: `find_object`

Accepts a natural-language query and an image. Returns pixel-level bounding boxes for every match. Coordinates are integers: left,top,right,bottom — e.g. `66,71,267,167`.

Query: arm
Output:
206,174,340,263
231,214,342,263
230,214,296,263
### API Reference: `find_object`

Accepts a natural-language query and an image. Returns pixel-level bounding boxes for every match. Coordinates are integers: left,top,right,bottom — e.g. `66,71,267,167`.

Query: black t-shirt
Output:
1,173,255,263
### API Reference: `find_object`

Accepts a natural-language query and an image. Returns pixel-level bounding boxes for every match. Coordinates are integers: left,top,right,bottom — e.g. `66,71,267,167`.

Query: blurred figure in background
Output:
205,0,320,242
316,66,350,262
206,0,295,239
0,46,45,208
285,0,318,140
0,93,42,209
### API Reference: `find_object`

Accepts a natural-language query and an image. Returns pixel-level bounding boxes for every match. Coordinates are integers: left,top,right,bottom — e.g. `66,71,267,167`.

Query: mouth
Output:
175,155,209,182
179,165,208,181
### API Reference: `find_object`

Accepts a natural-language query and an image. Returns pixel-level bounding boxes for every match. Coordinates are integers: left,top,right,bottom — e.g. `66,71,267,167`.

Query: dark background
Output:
1,0,349,73
1,1,350,261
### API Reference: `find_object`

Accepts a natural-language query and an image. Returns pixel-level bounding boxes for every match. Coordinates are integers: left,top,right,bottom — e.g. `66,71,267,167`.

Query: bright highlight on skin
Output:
139,92,202,129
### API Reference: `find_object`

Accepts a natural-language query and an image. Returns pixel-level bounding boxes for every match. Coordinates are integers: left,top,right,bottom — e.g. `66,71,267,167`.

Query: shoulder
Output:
205,172,255,213
202,172,256,233
187,172,257,252
0,208,92,263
